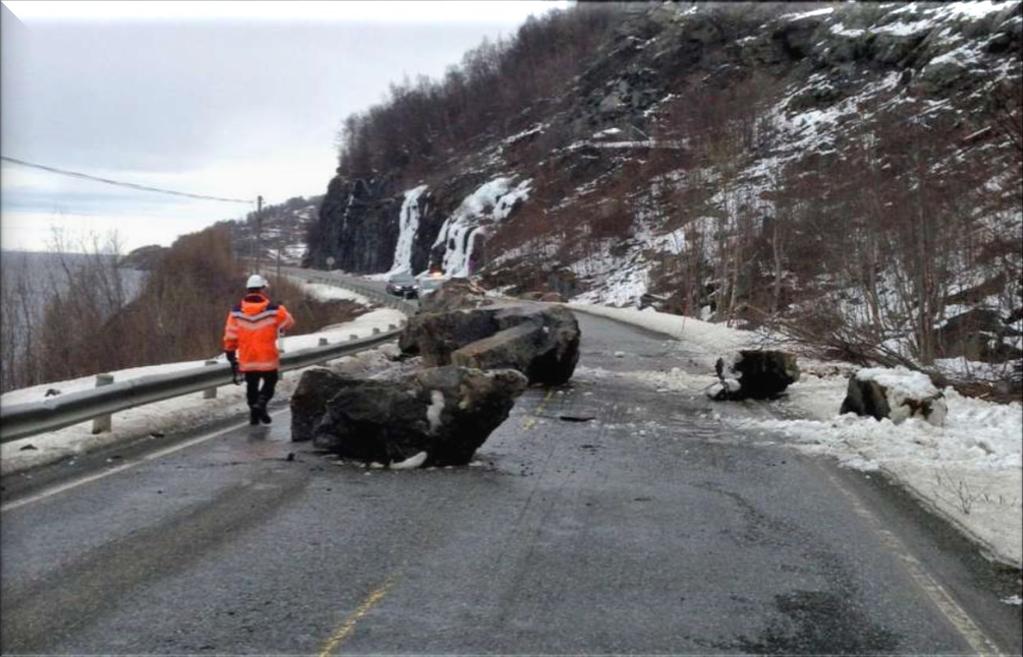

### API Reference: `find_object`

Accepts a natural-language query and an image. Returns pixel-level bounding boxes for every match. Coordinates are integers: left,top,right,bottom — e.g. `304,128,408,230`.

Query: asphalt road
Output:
2,312,1020,655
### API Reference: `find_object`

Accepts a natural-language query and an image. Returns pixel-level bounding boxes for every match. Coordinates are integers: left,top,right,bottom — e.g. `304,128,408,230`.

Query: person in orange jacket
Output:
223,274,295,425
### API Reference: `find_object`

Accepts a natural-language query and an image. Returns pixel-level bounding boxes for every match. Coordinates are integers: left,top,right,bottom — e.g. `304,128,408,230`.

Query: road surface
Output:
2,312,1020,654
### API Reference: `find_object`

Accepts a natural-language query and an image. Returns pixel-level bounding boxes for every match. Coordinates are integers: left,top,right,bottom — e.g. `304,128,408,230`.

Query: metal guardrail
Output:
0,268,415,443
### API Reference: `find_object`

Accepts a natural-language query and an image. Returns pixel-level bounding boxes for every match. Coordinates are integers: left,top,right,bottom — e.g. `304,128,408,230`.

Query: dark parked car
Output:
386,273,418,299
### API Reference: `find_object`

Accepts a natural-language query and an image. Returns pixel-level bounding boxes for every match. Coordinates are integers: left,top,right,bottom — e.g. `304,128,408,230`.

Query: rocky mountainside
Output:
221,195,322,267
125,196,322,271
304,2,1022,375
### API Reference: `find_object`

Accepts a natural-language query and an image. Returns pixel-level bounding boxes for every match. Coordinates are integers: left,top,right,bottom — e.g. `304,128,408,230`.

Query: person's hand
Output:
225,351,240,385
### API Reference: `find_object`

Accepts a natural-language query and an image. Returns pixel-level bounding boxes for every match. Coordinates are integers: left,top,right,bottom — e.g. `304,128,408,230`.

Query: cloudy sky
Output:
0,0,569,252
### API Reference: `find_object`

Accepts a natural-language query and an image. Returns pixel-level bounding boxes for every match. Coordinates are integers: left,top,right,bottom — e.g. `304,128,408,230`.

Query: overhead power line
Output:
0,155,254,204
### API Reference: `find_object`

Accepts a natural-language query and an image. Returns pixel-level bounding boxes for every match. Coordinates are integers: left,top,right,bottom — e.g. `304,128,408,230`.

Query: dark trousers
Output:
244,371,279,409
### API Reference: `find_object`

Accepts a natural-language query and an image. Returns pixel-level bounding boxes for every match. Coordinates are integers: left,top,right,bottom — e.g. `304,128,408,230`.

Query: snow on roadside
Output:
569,303,1023,567
297,281,370,305
569,303,760,366
0,308,406,477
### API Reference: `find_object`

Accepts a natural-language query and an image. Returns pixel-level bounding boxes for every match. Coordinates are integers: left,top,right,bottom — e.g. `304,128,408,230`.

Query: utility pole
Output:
255,195,263,274
275,216,282,283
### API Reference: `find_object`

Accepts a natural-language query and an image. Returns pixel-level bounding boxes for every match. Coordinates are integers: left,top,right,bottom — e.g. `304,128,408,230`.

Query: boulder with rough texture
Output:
418,278,492,314
401,302,580,385
290,367,353,443
451,308,580,386
291,348,421,442
400,307,502,363
935,307,1022,362
840,367,947,426
299,365,528,466
710,350,800,400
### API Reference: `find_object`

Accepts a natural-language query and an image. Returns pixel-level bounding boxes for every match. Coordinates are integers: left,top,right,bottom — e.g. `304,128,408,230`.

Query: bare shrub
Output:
34,230,134,385
105,227,364,368
1,252,45,392
16,226,366,391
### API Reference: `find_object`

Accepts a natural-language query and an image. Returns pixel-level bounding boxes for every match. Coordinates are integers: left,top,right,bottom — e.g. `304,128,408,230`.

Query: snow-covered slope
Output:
223,195,323,267
305,1,1020,384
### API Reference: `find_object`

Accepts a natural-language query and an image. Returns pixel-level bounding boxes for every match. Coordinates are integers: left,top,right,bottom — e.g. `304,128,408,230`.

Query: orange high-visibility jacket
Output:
223,293,295,372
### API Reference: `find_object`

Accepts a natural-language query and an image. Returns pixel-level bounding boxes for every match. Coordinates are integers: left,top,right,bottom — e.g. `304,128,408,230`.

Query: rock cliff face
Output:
303,1,1022,367
309,174,401,272
306,170,498,274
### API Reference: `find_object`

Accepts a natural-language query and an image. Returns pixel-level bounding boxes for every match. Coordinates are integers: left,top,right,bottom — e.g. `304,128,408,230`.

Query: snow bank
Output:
0,308,406,477
298,282,370,305
569,303,1023,567
569,303,757,364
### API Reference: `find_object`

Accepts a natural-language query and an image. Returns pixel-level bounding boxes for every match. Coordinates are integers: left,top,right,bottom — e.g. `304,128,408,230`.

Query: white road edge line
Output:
1,408,290,513
822,468,1004,657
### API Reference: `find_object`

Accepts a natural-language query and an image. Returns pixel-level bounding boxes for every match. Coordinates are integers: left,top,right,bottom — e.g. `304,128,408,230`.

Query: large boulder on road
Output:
840,367,947,426
451,306,580,385
401,302,580,385
290,367,351,443
709,350,800,400
418,278,492,313
399,306,500,363
294,365,527,466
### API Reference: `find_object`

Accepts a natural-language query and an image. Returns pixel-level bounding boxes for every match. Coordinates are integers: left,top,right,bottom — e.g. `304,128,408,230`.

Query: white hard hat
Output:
246,274,268,289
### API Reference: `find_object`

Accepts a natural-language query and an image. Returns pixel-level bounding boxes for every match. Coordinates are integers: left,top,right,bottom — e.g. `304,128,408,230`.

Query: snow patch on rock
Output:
426,389,445,435
855,366,947,425
391,450,428,470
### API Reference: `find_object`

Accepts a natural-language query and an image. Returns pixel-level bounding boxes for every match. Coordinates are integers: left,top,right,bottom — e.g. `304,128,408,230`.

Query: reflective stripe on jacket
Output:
223,293,295,372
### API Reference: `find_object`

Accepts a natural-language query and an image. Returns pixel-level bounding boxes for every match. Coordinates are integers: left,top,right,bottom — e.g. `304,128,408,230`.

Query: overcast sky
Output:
0,1,570,252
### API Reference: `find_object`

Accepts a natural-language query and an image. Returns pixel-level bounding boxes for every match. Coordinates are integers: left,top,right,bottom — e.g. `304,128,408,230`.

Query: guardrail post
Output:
203,360,218,399
373,327,381,335
92,374,114,434
319,337,328,346
349,334,358,341
388,324,397,331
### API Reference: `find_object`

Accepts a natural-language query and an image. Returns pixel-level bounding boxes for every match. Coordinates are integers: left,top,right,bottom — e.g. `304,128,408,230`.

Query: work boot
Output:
257,400,272,424
249,407,260,426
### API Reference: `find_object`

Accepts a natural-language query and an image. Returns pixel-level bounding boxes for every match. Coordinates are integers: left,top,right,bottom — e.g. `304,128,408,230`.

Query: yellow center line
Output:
318,575,398,657
522,389,556,430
